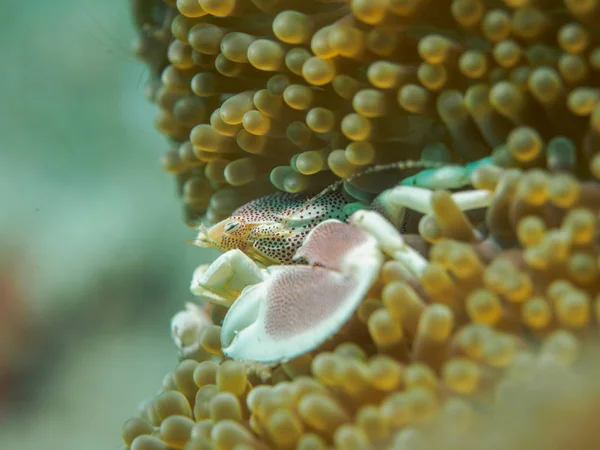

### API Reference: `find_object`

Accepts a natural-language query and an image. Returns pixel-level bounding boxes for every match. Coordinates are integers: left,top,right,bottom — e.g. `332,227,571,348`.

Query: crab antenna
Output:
281,159,449,226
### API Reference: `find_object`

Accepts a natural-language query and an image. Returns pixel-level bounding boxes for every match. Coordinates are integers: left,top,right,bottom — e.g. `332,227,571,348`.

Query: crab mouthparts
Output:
193,236,210,247
192,222,218,249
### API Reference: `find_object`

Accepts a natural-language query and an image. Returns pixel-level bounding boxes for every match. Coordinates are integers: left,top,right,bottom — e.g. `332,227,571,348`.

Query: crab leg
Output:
377,185,493,216
190,249,266,307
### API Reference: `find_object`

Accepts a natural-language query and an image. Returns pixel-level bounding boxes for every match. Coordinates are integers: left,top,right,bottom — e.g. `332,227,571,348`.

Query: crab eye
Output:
224,220,241,232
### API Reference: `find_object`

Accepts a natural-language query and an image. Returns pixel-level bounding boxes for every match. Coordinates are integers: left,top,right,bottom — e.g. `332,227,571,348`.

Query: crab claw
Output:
190,249,266,307
221,220,383,363
349,210,429,278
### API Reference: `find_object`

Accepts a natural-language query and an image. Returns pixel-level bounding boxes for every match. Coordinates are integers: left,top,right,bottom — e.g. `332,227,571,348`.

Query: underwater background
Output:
0,1,217,449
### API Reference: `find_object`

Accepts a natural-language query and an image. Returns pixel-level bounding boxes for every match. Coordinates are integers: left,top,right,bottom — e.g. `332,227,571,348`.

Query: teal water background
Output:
0,1,217,448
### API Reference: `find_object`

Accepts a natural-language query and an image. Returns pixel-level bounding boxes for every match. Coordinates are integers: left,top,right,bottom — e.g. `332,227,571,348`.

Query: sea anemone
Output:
125,0,600,449
133,0,600,226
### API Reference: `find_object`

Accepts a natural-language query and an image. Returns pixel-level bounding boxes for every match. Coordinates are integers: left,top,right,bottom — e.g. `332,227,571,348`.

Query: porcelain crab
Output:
172,168,494,363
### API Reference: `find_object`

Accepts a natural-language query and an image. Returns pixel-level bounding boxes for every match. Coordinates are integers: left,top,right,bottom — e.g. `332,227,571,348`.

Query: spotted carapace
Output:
195,158,492,265
196,189,366,266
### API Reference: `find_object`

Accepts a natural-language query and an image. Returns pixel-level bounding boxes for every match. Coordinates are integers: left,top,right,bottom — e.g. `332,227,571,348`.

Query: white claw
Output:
190,249,266,307
220,283,263,349
221,220,383,363
349,210,428,277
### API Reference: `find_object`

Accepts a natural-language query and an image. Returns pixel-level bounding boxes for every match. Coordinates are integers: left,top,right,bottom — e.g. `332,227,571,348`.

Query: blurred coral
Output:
0,252,29,418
